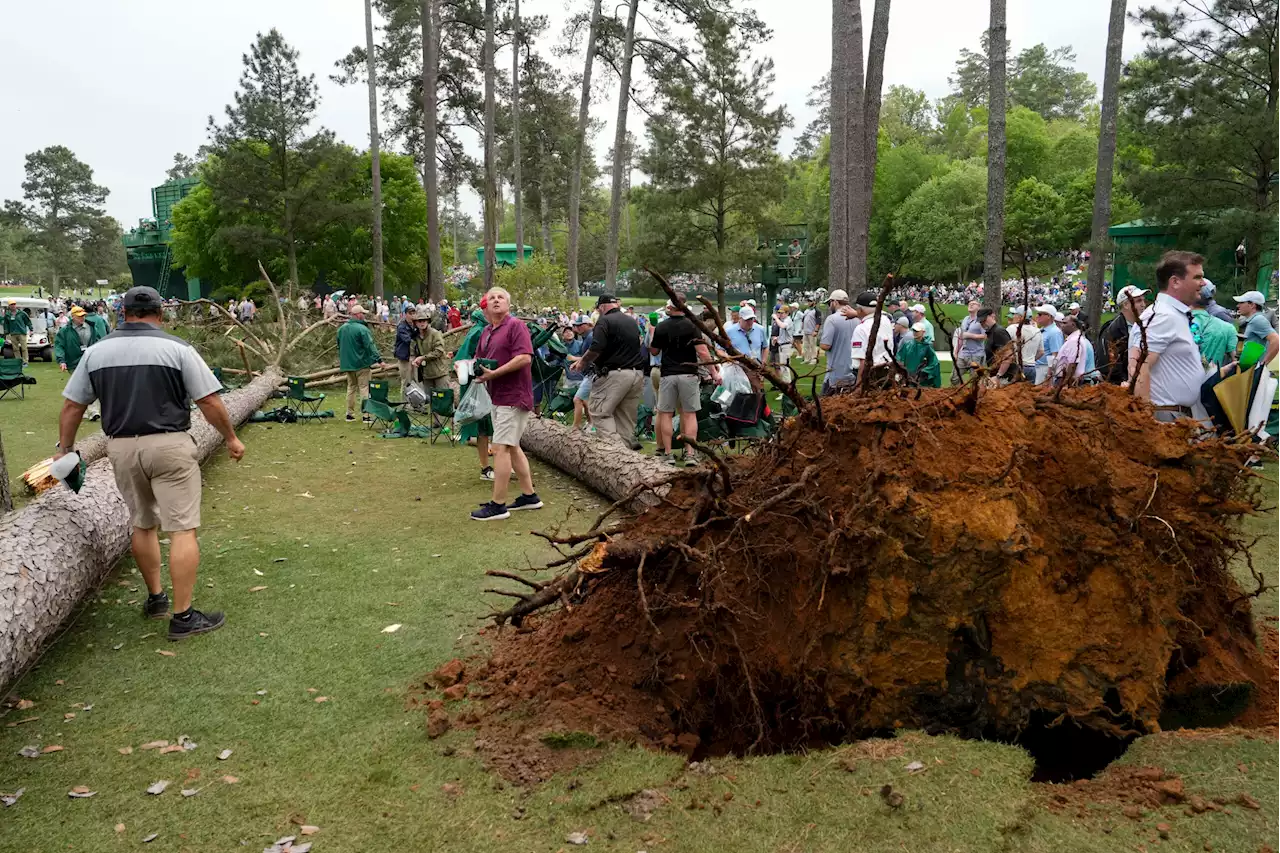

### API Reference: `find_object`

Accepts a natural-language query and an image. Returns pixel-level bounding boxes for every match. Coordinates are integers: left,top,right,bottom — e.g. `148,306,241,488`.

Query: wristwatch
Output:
55,442,74,454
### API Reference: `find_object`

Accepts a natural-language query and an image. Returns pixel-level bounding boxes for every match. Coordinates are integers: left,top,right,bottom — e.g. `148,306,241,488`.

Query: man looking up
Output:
1128,251,1209,422
727,305,766,361
56,287,244,640
1100,286,1147,385
1006,306,1042,383
470,287,541,521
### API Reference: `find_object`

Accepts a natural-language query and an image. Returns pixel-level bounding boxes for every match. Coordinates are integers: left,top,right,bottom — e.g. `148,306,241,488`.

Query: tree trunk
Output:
982,0,1007,313
0,429,12,514
566,0,603,301
828,0,862,296
482,0,498,291
287,240,300,293
857,0,891,286
605,0,639,292
422,0,445,302
519,418,670,510
540,156,554,259
512,0,525,265
366,0,386,299
1084,0,1126,345
843,1,867,295
0,368,282,690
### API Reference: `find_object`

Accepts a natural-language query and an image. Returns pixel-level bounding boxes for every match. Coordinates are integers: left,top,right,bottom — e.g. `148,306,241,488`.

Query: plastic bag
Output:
720,363,751,396
453,381,494,426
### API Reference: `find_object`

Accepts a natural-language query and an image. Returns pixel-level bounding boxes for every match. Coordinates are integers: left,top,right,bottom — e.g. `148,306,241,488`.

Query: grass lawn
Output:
0,365,1276,852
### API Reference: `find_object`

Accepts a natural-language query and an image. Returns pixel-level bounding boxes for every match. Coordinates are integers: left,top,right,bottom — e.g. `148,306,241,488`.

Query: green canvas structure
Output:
1109,220,1274,300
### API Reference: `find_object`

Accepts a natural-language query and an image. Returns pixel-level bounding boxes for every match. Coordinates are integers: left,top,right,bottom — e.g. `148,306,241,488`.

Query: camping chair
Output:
635,403,656,442
211,366,239,392
428,388,456,444
0,358,35,401
369,379,431,438
361,396,411,437
282,376,327,417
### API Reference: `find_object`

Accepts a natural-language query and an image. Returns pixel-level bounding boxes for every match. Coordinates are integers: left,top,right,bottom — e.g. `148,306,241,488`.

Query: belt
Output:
1153,405,1194,416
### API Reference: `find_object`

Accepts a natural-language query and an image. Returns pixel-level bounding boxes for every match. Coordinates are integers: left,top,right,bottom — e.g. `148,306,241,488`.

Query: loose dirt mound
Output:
473,384,1271,762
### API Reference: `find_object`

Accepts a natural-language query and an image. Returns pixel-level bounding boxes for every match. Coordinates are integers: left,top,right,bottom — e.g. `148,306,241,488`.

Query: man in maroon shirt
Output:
470,287,542,521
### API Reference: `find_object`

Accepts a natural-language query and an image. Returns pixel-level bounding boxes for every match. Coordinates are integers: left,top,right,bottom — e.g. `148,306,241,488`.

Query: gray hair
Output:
485,286,512,302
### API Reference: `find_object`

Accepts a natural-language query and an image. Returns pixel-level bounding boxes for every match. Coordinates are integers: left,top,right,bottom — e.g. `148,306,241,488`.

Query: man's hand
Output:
411,356,425,366
226,436,246,462
840,306,857,319
59,363,68,372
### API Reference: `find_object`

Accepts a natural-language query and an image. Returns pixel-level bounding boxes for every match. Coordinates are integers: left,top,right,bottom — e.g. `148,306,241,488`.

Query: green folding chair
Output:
211,366,239,392
428,387,456,444
0,358,35,401
361,396,406,436
369,380,396,405
283,376,327,417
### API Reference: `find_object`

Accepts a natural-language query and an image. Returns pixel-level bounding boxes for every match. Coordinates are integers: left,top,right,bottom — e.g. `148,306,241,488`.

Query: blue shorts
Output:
574,375,593,401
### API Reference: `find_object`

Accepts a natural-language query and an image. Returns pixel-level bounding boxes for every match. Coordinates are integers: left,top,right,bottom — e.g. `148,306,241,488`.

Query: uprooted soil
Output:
462,383,1274,774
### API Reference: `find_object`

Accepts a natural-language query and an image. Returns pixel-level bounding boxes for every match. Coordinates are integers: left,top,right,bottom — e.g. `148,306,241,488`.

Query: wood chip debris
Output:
141,833,159,843
381,624,402,633
218,749,233,760
1,788,24,807
67,786,96,798
139,740,169,750
146,781,171,795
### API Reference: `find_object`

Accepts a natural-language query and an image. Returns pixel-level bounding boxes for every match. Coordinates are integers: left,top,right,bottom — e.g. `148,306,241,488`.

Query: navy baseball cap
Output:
123,286,163,310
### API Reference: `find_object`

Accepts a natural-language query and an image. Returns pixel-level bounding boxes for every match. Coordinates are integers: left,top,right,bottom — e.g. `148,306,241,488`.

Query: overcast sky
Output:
0,0,1151,228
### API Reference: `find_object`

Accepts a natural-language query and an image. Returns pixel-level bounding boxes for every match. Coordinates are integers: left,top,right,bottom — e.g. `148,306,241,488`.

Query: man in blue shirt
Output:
1033,305,1064,384
726,305,766,361
1234,290,1278,367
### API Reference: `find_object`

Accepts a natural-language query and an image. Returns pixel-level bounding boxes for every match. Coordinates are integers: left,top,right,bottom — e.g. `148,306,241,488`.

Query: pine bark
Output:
1085,0,1126,345
983,0,1007,313
512,0,525,264
0,368,282,690
422,0,445,302
366,0,386,299
827,0,851,295
604,0,639,291
566,0,603,300
0,429,12,514
482,0,498,291
843,1,867,295
856,0,891,289
540,151,554,259
519,418,670,510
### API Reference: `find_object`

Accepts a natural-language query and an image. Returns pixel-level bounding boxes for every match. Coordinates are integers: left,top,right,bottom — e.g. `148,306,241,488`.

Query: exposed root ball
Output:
478,384,1272,757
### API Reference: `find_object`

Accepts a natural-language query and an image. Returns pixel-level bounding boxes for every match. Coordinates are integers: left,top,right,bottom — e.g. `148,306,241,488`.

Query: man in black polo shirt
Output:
56,286,245,641
573,294,646,447
978,308,1014,384
650,301,719,465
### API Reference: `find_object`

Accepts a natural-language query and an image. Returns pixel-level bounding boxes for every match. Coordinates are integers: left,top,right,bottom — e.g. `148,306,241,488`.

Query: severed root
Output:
487,569,581,628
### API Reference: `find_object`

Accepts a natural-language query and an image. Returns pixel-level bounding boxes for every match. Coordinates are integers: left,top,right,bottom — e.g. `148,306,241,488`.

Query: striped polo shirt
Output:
63,322,222,437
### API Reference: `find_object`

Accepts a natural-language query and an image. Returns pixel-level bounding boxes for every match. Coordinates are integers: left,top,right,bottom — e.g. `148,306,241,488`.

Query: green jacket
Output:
54,321,104,370
453,310,488,363
1192,309,1237,368
2,310,32,335
86,313,110,339
337,319,382,372
897,337,942,388
416,325,451,379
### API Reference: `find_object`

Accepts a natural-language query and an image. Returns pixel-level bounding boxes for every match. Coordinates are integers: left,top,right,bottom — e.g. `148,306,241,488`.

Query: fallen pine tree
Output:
471,272,1274,768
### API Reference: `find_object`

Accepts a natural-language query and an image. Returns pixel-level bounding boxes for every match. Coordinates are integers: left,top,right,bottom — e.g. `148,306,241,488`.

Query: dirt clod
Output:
431,659,465,688
441,684,467,702
426,710,450,739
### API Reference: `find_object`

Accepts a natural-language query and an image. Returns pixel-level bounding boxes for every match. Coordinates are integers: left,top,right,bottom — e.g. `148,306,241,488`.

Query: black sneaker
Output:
345,414,357,422
509,493,544,511
471,501,510,521
628,440,643,451
167,609,226,641
480,466,496,481
143,592,170,620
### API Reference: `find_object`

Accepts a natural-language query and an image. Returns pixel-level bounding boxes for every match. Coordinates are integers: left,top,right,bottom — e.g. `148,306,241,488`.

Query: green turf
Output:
0,366,1275,852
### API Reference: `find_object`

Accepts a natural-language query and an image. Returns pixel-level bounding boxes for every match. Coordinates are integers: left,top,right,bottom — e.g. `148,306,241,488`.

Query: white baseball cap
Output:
1116,285,1150,304
1054,311,1066,322
1034,304,1056,316
1233,290,1266,306
828,289,849,303
910,303,926,313
910,321,927,332
1069,302,1080,310
739,305,757,320
1010,305,1027,316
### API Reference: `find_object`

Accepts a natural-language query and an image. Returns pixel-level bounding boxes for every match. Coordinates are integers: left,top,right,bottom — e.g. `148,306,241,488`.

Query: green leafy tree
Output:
892,160,986,281
2,145,109,294
1003,177,1066,279
1061,166,1141,248
166,153,200,181
869,140,947,278
880,85,934,147
207,29,363,289
1122,0,1278,287
634,17,788,313
948,33,1097,121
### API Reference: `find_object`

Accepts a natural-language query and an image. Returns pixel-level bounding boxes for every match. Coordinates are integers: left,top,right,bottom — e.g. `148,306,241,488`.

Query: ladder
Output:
155,246,173,296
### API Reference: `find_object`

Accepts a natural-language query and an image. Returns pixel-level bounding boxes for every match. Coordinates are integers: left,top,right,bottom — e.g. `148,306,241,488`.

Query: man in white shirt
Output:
1005,306,1042,383
844,291,895,377
1128,250,1209,422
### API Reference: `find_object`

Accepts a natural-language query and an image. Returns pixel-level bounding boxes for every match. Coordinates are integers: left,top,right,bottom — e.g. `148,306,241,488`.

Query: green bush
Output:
494,255,574,312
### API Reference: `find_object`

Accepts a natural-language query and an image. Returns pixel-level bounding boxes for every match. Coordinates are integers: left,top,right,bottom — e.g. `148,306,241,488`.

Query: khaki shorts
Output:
657,373,701,413
106,432,202,532
492,405,532,447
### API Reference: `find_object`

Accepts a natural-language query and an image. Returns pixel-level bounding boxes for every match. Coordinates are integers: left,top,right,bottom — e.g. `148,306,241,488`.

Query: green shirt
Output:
53,320,103,370
1192,309,1237,368
86,313,110,338
897,337,941,387
2,310,32,335
337,319,383,372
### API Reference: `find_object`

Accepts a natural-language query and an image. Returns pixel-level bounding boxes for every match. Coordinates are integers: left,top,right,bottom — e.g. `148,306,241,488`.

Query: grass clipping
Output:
477,383,1271,756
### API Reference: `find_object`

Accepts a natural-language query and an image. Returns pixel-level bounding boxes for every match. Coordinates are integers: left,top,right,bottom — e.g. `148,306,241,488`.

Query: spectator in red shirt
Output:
447,304,462,329
470,287,542,521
